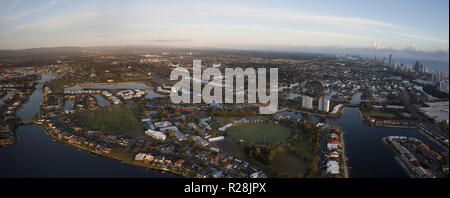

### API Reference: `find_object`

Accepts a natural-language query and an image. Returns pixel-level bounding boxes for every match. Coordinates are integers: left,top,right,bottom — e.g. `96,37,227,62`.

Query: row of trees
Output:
244,144,283,165
210,109,257,117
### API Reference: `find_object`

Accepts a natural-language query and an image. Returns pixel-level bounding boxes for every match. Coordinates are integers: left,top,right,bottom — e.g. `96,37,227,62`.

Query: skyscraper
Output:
318,98,330,112
413,61,420,73
388,54,392,67
302,96,313,109
440,80,449,94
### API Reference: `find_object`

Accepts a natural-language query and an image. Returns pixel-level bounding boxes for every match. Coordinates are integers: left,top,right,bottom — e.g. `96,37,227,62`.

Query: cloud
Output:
439,46,448,52
370,42,385,50
153,38,189,42
190,4,406,34
0,0,58,24
264,44,448,62
399,33,448,44
404,44,419,52
0,1,448,52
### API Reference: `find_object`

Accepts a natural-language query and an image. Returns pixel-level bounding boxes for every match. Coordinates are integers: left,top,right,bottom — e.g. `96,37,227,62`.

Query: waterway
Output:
65,83,150,91
0,125,176,178
16,74,57,121
93,94,111,107
63,100,74,111
329,92,446,178
0,91,14,104
1,74,446,177
277,110,319,122
0,73,175,178
144,91,166,99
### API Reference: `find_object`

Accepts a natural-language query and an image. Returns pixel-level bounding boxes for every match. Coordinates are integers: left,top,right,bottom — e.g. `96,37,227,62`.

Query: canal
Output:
0,73,176,178
329,93,446,178
1,78,445,178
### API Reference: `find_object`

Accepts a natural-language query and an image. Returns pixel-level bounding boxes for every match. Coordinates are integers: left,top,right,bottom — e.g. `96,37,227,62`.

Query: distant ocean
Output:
393,58,449,72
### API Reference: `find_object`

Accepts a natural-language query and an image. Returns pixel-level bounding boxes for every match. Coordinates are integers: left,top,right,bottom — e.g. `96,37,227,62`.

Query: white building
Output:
326,160,340,175
327,143,339,151
318,98,330,112
117,89,146,100
208,136,225,142
331,104,343,114
440,80,449,94
154,121,172,128
193,136,209,147
145,129,166,141
420,102,449,124
135,153,146,161
174,131,189,141
302,96,313,109
159,126,179,132
219,123,233,132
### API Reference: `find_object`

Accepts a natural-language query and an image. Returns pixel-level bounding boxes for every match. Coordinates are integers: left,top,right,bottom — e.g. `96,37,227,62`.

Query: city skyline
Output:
0,0,448,55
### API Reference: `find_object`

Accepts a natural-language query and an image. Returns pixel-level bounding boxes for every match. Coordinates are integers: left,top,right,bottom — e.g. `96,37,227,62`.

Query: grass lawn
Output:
226,123,290,144
75,107,141,137
268,140,313,177
230,133,314,178
362,110,397,119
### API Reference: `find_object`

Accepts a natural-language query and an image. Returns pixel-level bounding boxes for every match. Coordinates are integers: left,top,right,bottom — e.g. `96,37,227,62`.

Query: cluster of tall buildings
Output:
371,55,449,93
388,54,392,67
430,69,449,93
302,96,330,112
383,56,448,83
412,61,429,74
302,96,313,110
431,70,448,84
393,63,410,72
318,98,330,112
440,80,449,94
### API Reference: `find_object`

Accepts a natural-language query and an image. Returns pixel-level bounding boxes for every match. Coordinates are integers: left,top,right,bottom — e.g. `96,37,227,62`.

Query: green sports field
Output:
74,107,141,137
226,123,290,144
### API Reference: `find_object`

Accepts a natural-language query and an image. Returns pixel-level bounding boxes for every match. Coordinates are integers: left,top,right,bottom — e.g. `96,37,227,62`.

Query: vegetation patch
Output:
74,107,141,137
229,121,321,178
226,123,290,144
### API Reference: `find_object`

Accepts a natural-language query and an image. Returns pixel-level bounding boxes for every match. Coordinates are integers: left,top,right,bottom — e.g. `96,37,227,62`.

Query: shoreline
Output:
340,131,349,178
67,81,151,87
382,137,416,178
359,108,448,151
35,122,187,178
359,110,417,129
280,106,344,118
416,125,449,151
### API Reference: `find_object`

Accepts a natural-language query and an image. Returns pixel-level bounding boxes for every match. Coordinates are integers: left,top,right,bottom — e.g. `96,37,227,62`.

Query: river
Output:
329,93,446,178
1,75,445,177
65,83,150,91
0,91,14,104
0,73,176,178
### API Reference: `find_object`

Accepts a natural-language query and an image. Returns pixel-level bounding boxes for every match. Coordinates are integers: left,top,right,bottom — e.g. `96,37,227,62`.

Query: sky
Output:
0,0,449,57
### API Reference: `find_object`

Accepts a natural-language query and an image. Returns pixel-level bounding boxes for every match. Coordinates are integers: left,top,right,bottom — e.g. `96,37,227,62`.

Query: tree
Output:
167,129,175,137
211,129,218,137
268,150,277,161
100,124,106,132
174,110,182,117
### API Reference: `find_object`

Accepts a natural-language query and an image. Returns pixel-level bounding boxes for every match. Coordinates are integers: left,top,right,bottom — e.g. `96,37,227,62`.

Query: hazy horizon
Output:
1,0,449,61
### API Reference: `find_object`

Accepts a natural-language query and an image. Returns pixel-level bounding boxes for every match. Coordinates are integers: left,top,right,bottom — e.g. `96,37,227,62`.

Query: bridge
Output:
278,108,339,118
